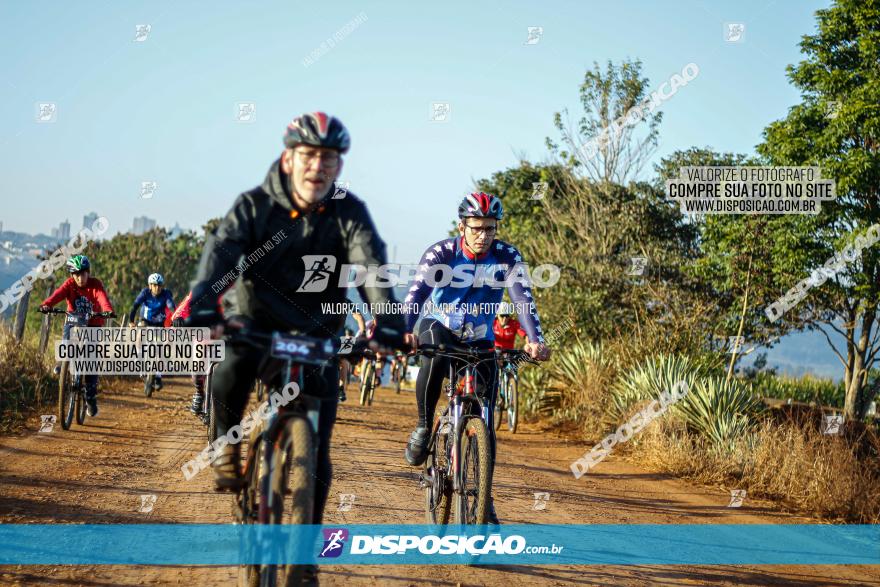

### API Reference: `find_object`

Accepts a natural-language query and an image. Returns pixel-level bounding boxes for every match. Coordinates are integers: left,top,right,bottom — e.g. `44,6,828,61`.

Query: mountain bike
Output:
229,328,368,587
41,308,114,430
493,349,526,433
390,353,406,394
203,362,217,441
136,320,163,397
415,343,537,525
358,351,379,406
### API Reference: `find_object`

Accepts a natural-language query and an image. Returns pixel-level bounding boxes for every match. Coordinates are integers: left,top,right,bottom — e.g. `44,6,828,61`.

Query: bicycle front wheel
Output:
206,376,217,443
57,363,75,430
75,381,86,425
260,417,316,587
455,417,491,525
238,428,268,587
506,373,518,433
368,365,378,405
493,379,504,432
359,362,373,406
144,374,154,397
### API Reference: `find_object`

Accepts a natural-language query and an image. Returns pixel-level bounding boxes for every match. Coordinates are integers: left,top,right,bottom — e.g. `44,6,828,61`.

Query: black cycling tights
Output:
415,318,499,462
211,340,338,525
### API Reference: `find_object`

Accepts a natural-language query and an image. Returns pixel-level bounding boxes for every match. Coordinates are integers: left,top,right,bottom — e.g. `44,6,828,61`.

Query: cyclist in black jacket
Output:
186,113,406,544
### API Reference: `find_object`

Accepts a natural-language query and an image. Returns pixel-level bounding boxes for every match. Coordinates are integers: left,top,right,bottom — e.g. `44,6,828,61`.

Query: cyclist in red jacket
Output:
172,288,237,416
40,254,115,416
493,304,527,351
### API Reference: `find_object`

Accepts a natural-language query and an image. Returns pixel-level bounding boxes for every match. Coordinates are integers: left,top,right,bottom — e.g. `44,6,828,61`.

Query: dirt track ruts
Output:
1,378,878,586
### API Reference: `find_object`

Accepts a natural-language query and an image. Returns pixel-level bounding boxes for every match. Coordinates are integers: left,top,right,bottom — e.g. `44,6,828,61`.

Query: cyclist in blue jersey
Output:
129,273,176,389
402,192,551,524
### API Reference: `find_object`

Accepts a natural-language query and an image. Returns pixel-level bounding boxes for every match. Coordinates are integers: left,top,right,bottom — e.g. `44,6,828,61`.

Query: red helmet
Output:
458,192,503,220
284,112,351,154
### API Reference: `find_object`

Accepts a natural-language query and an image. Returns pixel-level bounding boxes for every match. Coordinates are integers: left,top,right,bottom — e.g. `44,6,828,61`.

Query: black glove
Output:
184,308,224,328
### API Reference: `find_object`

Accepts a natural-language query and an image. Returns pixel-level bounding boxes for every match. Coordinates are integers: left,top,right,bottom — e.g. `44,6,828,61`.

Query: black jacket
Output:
189,158,404,338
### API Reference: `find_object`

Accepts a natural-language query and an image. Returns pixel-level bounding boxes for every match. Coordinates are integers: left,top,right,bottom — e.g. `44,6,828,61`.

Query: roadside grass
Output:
0,324,55,432
633,417,880,523
523,336,880,523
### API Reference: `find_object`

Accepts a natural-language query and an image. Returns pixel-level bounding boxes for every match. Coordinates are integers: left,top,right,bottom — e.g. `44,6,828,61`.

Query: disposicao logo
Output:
318,528,348,558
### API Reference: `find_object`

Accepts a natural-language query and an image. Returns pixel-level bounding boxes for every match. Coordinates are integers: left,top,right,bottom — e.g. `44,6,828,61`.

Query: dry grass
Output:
628,416,880,523
0,324,55,431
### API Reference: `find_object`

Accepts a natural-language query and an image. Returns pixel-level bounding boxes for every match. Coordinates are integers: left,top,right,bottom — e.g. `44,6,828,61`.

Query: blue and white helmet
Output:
148,273,164,286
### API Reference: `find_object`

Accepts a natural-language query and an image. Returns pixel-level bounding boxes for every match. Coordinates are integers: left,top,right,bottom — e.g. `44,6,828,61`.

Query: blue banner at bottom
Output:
0,524,877,565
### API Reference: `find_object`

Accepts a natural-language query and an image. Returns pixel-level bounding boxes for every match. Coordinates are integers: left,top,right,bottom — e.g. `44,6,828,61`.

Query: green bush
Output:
677,376,764,449
750,371,845,407
612,354,763,448
610,354,705,421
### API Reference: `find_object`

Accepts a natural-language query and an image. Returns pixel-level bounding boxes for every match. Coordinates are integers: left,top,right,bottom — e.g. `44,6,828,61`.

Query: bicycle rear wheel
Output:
454,417,491,525
395,365,402,394
506,373,518,433
260,416,315,587
57,363,75,430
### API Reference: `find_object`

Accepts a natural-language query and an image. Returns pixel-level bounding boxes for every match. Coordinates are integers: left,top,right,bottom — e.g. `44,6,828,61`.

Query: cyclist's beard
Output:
288,171,332,207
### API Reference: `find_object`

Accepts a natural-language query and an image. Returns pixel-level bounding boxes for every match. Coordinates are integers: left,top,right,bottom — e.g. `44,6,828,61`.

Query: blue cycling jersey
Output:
131,288,175,325
403,237,544,343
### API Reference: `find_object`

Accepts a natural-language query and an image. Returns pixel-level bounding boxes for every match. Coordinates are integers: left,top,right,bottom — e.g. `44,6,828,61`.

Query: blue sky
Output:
2,0,827,258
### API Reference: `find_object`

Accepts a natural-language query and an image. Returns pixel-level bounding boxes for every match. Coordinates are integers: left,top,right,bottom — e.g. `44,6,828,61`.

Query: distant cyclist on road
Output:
129,273,175,390
493,303,527,350
401,192,551,524
172,288,238,415
40,255,115,417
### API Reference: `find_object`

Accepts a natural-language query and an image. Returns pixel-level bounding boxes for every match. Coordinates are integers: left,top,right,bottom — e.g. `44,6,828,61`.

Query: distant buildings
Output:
132,216,157,235
82,212,99,230
50,219,70,241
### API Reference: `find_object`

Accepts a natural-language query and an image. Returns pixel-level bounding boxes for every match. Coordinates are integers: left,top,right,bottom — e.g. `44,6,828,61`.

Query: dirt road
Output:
1,378,878,586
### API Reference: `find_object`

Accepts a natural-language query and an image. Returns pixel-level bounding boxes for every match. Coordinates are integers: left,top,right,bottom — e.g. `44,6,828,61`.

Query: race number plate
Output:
270,333,334,364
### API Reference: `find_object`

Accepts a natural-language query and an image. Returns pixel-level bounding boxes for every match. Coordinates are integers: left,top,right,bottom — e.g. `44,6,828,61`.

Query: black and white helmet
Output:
458,192,503,220
284,112,351,154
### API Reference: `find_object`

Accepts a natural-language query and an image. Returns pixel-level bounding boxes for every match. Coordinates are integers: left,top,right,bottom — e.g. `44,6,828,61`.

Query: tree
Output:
757,0,880,419
475,160,707,349
655,148,788,377
547,59,663,184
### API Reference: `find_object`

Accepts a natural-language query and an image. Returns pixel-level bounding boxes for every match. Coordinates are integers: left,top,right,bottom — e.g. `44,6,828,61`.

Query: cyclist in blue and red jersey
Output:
401,192,551,524
129,273,176,389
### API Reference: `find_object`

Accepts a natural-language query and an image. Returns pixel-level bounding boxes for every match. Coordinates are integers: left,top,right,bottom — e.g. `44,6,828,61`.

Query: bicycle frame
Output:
419,345,497,507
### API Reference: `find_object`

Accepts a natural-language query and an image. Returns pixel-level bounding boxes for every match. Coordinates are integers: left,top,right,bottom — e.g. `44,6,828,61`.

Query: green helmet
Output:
66,254,91,273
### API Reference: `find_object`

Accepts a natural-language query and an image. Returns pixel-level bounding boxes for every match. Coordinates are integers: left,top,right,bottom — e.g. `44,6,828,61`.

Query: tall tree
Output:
547,59,663,185
757,0,880,418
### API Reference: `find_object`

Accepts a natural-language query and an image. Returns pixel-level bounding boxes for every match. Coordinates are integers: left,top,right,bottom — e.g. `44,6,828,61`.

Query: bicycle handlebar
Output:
495,348,539,365
223,327,373,362
411,343,539,365
40,308,116,319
